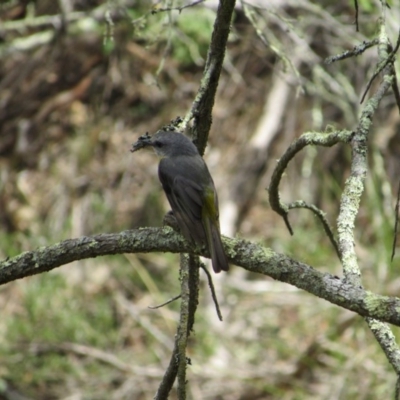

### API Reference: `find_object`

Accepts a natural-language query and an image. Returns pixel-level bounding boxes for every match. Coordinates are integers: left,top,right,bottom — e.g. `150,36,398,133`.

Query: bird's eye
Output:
153,140,163,148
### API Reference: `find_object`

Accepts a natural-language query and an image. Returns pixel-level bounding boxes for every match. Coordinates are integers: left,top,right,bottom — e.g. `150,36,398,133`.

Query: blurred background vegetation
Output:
0,0,400,399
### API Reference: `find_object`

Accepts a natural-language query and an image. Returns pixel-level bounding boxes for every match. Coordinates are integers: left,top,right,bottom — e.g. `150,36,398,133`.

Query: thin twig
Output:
200,263,223,321
288,200,340,259
116,294,174,349
324,39,379,64
268,129,353,235
360,29,400,104
354,0,359,32
148,294,181,309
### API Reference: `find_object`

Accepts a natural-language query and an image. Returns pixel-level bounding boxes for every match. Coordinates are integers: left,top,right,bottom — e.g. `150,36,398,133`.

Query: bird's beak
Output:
130,133,153,153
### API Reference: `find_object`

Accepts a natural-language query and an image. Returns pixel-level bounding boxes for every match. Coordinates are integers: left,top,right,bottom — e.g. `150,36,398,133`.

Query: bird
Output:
131,130,229,273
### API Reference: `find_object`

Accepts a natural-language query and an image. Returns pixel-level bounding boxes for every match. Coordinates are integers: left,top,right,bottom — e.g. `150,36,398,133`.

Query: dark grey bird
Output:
131,131,229,273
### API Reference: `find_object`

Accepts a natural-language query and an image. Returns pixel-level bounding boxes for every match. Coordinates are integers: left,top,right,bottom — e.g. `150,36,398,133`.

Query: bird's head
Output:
131,131,199,158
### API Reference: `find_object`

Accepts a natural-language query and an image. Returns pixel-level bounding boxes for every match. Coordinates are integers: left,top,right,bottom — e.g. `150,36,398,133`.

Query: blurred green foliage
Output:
173,9,214,65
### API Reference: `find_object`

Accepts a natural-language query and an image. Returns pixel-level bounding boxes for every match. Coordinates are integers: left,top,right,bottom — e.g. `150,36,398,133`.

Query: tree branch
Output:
337,25,393,284
177,254,190,400
154,331,180,399
268,129,353,234
179,0,237,155
324,39,379,64
2,227,400,327
335,17,400,391
287,200,340,259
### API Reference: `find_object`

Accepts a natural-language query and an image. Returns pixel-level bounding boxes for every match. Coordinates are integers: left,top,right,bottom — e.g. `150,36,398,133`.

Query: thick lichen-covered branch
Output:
2,227,400,327
335,19,400,392
337,25,393,283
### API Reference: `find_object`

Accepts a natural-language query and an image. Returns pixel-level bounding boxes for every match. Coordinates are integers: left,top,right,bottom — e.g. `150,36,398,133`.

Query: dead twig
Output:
200,262,223,321
148,294,181,309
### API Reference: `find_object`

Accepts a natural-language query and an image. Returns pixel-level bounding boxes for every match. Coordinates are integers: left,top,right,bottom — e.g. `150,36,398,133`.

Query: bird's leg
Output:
163,210,181,233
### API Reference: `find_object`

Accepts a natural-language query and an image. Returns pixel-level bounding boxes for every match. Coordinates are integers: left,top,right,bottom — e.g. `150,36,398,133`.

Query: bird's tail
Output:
205,219,229,273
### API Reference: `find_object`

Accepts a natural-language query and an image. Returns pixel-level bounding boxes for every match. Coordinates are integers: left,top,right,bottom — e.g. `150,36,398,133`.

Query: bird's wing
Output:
159,159,206,245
